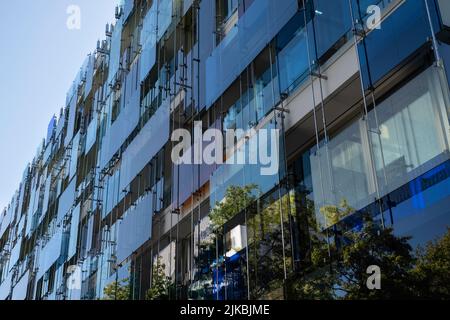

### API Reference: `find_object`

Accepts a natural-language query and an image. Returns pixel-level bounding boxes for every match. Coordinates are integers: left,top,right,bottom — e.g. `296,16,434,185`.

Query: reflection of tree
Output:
191,238,216,300
289,198,450,300
247,192,292,300
208,183,291,299
320,199,354,229
290,197,419,299
333,222,450,299
202,185,450,300
287,192,337,300
145,256,172,300
210,184,258,230
411,228,450,299
103,278,131,300
336,220,416,299
191,185,259,300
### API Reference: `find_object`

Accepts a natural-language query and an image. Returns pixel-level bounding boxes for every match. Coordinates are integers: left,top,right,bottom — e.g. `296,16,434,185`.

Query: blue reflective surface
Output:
357,0,441,88
206,0,298,108
312,0,352,59
277,11,310,94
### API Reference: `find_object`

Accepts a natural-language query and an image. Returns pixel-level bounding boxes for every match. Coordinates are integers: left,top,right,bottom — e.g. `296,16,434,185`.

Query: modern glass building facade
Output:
1,0,450,300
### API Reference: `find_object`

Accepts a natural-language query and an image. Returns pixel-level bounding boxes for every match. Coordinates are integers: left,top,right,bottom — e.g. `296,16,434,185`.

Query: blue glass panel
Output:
277,12,310,94
183,0,194,15
121,0,134,22
64,96,77,147
116,193,153,263
57,178,76,224
11,271,30,300
99,76,140,170
85,115,98,153
36,227,63,280
41,175,51,219
68,203,81,260
84,54,95,99
210,120,282,208
312,0,352,59
368,67,450,197
107,21,123,87
140,3,157,83
198,0,215,109
0,272,12,300
69,132,80,179
120,99,170,192
357,0,441,89
206,0,298,108
42,142,52,165
140,41,156,83
8,241,21,270
46,115,56,144
390,161,450,247
158,0,173,41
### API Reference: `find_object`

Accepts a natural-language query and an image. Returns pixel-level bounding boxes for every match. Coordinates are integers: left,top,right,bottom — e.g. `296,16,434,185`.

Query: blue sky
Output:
0,0,118,210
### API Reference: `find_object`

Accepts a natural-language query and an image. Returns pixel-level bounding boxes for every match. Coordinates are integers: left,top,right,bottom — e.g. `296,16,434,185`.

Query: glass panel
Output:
116,193,153,263
68,203,81,260
69,132,80,179
64,96,77,147
84,54,95,99
99,84,140,169
121,0,134,21
210,120,281,209
248,191,292,299
205,0,298,108
310,118,376,230
139,40,157,84
9,240,22,269
158,0,173,41
140,2,157,48
25,179,38,236
85,114,98,153
86,215,94,254
222,222,248,300
191,216,216,300
0,272,13,300
36,227,63,280
368,67,450,197
277,12,310,94
41,175,51,219
57,178,76,224
11,271,30,300
120,100,169,192
223,67,279,132
312,0,352,59
107,20,123,87
156,241,176,287
357,0,441,89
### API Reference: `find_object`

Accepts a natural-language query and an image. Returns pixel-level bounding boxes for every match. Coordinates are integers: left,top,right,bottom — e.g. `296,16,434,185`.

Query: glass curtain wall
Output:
88,0,450,301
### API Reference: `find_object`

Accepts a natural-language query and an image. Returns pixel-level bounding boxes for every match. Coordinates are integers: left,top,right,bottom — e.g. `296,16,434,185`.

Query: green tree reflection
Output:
289,198,450,300
146,256,173,300
103,278,131,300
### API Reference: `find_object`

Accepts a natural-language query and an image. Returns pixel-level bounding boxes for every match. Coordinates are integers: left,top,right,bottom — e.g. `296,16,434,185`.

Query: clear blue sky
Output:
0,0,119,210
